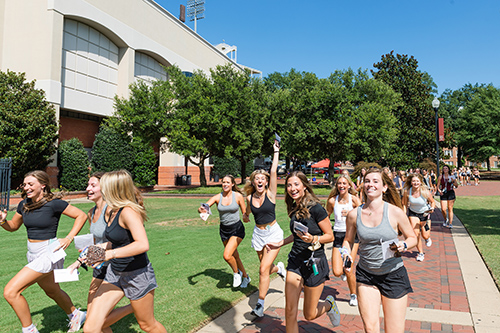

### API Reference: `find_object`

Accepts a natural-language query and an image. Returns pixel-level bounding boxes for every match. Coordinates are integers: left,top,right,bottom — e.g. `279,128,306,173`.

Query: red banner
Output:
438,118,445,141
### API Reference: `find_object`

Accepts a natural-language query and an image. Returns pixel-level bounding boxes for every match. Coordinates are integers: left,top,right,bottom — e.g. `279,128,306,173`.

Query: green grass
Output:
454,196,500,287
2,195,498,332
0,198,292,332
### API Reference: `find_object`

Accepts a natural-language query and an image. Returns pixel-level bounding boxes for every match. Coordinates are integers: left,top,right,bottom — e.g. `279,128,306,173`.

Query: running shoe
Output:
349,294,358,307
251,303,264,317
67,309,86,333
447,224,453,229
341,274,347,281
426,237,432,247
240,275,251,288
416,253,425,262
233,272,242,287
325,295,341,327
277,262,286,281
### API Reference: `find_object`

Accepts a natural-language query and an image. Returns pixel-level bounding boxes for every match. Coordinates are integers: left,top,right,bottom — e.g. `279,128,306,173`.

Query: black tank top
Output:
250,192,276,225
105,208,149,272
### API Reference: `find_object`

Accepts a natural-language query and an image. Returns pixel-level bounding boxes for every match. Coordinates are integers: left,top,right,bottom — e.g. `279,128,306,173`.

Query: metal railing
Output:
0,158,12,210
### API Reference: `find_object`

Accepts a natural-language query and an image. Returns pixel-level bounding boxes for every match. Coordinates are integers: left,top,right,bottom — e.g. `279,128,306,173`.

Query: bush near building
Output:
58,138,89,191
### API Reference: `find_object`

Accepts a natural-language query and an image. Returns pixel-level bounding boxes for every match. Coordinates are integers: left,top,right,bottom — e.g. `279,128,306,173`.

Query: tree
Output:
91,122,134,173
372,51,435,168
457,85,500,170
58,138,89,191
0,70,58,184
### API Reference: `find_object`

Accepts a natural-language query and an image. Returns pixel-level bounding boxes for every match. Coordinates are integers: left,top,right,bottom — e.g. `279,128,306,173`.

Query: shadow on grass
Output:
188,268,234,289
454,208,500,236
199,297,235,332
32,305,137,333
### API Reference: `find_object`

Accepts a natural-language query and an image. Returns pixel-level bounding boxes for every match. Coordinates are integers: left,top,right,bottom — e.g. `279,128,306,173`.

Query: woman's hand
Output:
68,260,81,273
242,213,250,222
273,140,280,152
296,231,314,243
265,240,284,251
55,237,72,251
0,209,7,224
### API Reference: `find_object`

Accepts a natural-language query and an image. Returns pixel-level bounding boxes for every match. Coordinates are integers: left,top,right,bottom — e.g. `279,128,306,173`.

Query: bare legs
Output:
332,243,359,296
222,236,248,278
440,199,456,226
256,247,280,301
4,267,76,328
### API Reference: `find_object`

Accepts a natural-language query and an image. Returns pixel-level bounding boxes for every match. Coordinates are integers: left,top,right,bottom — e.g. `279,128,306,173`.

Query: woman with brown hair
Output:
198,175,250,288
266,171,339,331
342,168,417,333
243,140,286,317
0,170,87,333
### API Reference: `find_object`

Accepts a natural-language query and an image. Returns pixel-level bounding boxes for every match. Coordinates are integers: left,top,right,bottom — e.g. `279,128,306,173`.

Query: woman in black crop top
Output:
0,170,87,333
82,170,166,333
242,140,286,317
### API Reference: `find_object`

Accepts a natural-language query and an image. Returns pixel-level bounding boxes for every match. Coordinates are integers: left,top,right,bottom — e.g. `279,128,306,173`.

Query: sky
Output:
155,0,500,94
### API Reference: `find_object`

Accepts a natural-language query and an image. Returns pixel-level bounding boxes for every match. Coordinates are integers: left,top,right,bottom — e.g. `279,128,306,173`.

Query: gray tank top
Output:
217,192,240,226
89,203,108,245
356,202,403,275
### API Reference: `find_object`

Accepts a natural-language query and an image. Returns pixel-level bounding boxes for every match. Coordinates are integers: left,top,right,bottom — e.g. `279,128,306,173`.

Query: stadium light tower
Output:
187,0,205,33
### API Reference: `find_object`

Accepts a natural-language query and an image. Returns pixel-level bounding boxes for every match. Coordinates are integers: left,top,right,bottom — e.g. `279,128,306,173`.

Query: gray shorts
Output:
105,262,158,300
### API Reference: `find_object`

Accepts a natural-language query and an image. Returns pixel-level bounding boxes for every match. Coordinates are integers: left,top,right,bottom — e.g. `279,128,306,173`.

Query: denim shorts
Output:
105,262,158,300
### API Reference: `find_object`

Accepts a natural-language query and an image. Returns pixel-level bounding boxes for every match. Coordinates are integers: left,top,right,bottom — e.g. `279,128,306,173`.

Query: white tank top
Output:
333,194,353,232
408,188,430,214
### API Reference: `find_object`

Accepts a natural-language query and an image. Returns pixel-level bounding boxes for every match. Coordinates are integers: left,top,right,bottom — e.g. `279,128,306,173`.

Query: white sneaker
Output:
240,275,251,288
67,309,86,333
277,262,286,281
447,224,453,229
325,295,341,327
426,238,432,247
233,272,242,287
251,303,264,317
349,294,358,306
416,253,425,262
341,274,347,281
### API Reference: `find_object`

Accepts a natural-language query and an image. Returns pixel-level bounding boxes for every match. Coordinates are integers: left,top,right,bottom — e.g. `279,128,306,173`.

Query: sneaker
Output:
251,303,264,317
325,295,341,327
67,309,86,333
341,274,347,281
240,275,251,288
416,253,425,262
22,325,39,333
277,262,286,281
447,224,453,229
426,238,432,247
233,272,242,287
349,294,358,306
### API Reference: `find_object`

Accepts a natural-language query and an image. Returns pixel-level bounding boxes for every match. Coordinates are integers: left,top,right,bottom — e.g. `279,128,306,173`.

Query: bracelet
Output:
0,219,6,226
112,249,116,259
65,236,73,242
403,242,407,251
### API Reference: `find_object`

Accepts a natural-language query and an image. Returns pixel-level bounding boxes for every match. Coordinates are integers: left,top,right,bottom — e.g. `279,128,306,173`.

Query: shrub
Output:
58,138,89,191
212,156,240,178
352,161,382,179
131,137,157,186
91,122,133,173
419,158,437,173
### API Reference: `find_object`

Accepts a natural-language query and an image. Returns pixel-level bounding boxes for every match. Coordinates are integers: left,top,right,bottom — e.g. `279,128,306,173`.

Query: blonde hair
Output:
284,171,322,219
243,169,270,196
363,168,403,209
100,170,147,221
327,175,358,201
404,173,431,201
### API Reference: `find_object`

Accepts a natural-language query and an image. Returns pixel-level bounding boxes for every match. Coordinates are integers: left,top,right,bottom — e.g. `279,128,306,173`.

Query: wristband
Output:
403,242,407,251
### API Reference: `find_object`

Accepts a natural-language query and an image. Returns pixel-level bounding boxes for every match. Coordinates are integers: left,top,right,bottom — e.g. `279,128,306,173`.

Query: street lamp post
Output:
432,97,440,179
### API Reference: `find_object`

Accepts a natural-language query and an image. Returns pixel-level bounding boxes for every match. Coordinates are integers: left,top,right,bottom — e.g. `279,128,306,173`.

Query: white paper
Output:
200,212,209,221
48,240,67,263
380,238,399,260
293,221,309,234
74,234,94,250
54,269,79,283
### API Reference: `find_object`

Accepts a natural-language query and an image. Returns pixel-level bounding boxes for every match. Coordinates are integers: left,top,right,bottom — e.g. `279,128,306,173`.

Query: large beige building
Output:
0,0,245,186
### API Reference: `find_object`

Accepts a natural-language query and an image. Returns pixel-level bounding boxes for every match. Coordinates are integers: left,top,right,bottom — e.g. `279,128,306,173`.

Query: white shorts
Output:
251,223,284,251
26,239,64,274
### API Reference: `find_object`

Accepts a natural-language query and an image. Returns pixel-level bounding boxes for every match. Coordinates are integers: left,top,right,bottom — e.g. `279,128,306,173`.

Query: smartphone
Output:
344,256,352,269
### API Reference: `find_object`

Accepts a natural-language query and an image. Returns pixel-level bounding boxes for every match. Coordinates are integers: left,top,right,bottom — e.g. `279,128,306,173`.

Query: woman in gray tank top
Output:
198,175,250,288
341,168,417,333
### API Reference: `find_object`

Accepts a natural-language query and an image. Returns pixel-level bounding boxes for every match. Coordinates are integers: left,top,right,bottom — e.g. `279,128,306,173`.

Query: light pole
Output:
432,97,440,179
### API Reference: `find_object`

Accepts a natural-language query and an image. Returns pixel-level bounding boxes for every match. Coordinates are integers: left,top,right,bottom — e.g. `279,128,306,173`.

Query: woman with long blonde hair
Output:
242,140,285,317
326,175,361,306
402,174,435,262
82,170,166,333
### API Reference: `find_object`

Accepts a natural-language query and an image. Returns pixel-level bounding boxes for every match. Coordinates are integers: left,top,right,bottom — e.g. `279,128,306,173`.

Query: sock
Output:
257,298,265,307
22,324,38,333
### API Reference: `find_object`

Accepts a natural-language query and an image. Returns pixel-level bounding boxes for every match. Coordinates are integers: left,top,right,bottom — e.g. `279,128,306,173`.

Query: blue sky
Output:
155,0,500,94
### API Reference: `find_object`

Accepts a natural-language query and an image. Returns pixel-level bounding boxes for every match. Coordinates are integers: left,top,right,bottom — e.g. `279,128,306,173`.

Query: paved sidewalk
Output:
197,208,500,333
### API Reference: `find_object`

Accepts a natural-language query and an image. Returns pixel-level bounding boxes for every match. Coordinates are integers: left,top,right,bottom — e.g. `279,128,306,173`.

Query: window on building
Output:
135,52,168,83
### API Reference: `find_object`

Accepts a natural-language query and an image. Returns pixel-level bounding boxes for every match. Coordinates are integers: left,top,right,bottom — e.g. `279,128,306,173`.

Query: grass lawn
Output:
0,198,292,332
453,196,500,287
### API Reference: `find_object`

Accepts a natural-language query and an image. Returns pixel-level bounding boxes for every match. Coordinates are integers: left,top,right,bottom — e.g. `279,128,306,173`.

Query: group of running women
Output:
1,170,166,333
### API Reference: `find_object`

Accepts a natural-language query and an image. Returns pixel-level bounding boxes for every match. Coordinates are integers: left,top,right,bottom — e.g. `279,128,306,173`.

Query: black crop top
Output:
17,198,68,240
105,208,149,272
250,192,276,225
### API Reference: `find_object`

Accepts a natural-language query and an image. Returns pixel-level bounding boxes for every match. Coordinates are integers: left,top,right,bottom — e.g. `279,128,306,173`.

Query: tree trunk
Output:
188,156,207,187
487,159,491,171
457,147,463,168
240,158,247,185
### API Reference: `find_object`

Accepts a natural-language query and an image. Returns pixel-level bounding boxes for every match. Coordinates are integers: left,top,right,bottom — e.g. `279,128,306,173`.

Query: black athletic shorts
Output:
356,264,413,299
219,220,245,242
287,253,330,287
408,209,430,222
93,262,109,280
333,231,359,248
440,189,456,201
